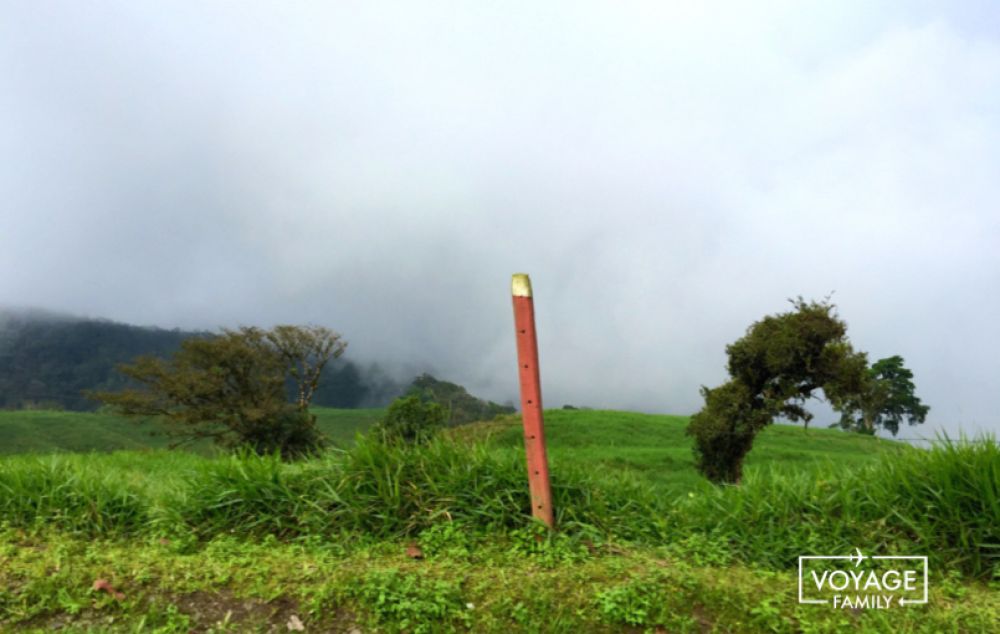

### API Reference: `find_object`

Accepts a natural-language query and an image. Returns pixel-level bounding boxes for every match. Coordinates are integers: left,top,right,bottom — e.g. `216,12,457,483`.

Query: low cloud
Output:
1,2,998,437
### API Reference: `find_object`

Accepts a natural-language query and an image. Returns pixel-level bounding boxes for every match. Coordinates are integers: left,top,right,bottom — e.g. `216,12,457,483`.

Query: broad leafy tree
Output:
687,299,869,483
837,355,929,435
264,324,347,410
91,325,345,458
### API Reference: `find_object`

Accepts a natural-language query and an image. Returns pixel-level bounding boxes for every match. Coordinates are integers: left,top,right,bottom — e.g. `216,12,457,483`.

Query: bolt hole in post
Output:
511,273,554,529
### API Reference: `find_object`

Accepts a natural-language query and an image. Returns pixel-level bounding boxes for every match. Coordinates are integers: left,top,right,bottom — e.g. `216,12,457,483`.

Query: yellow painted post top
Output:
511,273,533,297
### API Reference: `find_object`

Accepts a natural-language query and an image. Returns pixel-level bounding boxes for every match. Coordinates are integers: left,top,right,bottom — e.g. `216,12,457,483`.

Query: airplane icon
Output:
849,548,866,567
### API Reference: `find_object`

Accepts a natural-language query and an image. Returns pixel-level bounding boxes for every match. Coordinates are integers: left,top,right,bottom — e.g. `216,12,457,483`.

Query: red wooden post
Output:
511,273,554,529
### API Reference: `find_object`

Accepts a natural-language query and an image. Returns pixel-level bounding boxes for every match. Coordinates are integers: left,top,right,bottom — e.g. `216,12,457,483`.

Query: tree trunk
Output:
863,412,874,434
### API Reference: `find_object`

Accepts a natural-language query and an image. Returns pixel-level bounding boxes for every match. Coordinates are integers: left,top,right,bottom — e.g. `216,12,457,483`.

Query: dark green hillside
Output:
0,310,197,410
0,309,399,411
406,373,515,425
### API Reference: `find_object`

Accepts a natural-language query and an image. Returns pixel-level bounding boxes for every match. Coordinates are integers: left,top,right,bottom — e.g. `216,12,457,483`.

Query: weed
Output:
595,577,662,627
347,568,470,633
417,522,473,558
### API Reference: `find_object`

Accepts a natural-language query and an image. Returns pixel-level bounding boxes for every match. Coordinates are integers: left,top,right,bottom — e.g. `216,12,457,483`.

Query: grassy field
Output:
462,409,906,495
1,408,998,632
0,407,384,454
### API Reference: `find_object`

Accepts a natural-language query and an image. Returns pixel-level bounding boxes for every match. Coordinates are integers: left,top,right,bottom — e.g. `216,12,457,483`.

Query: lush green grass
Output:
0,410,179,454
0,407,902,513
2,408,998,631
470,409,907,495
0,407,384,455
669,437,1000,577
312,407,384,446
2,412,994,577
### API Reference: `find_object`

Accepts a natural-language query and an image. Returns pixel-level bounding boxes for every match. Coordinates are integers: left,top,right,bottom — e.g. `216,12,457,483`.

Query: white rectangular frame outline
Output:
797,554,928,606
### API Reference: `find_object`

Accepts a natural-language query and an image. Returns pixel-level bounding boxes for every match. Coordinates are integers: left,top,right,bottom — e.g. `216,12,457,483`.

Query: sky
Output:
2,1,999,439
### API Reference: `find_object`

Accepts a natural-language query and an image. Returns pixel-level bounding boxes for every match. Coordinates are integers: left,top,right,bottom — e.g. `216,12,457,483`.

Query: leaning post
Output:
511,273,555,529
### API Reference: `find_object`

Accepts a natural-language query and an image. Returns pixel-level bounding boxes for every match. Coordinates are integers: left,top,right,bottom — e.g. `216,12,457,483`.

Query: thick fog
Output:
2,2,999,437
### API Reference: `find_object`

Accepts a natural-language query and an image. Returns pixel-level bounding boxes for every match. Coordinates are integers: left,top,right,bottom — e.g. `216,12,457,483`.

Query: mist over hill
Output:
0,308,405,410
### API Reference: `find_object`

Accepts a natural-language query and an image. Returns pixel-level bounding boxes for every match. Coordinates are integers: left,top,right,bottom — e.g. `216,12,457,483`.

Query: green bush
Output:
374,395,447,444
239,406,326,460
686,380,767,484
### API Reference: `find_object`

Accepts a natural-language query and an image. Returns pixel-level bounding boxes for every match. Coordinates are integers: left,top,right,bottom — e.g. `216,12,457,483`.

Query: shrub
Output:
239,406,326,460
374,395,447,444
686,380,767,484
